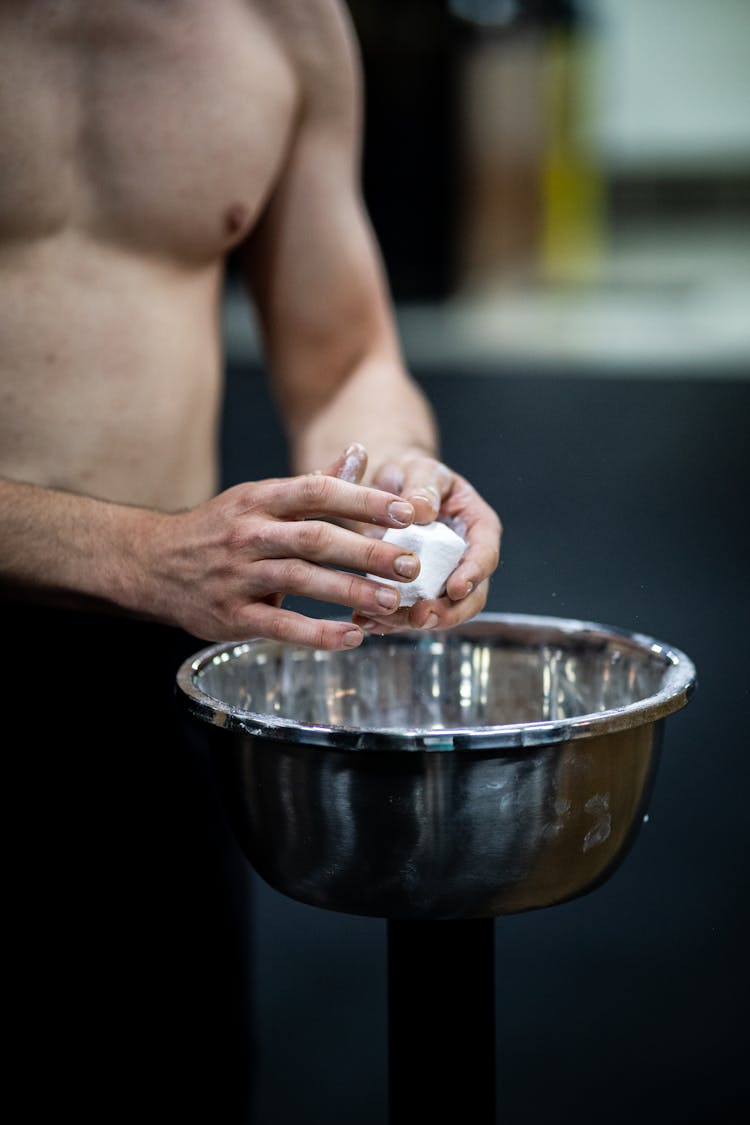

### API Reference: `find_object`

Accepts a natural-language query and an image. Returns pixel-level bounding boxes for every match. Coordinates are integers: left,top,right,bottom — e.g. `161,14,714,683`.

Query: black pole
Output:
387,918,496,1124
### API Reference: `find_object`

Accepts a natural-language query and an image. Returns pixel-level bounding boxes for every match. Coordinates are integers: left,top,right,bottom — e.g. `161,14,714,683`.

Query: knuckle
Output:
246,522,275,558
220,605,254,640
363,537,386,573
222,518,250,555
224,514,273,558
269,615,297,645
345,573,363,606
297,519,329,555
280,559,308,591
230,480,275,521
300,472,333,508
312,621,331,650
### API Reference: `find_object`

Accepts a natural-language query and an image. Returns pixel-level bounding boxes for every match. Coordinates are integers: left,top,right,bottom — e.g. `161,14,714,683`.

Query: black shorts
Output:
4,600,256,1121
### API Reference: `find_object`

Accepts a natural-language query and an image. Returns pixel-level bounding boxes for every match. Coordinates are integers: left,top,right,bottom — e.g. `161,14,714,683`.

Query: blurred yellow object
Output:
540,27,606,283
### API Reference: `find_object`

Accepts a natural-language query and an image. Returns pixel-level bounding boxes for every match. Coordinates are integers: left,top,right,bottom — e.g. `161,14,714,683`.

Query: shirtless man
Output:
1,1,501,1118
0,0,500,643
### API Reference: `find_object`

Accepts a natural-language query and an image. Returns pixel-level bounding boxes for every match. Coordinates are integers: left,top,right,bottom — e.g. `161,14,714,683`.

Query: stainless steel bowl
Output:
176,613,696,919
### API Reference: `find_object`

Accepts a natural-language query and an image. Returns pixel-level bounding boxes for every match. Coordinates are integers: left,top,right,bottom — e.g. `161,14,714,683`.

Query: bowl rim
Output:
175,612,697,752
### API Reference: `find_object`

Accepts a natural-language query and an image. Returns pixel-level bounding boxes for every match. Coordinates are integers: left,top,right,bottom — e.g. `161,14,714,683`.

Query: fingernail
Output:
343,629,363,648
394,554,419,578
388,500,414,526
410,486,441,511
339,443,367,483
375,587,399,610
423,613,439,630
359,619,380,633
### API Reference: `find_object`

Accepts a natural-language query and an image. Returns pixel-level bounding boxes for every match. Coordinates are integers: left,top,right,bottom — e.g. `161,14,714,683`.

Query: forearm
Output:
0,477,161,615
288,355,439,480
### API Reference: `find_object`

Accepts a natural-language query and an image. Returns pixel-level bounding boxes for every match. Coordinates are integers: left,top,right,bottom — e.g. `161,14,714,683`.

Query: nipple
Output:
224,203,251,242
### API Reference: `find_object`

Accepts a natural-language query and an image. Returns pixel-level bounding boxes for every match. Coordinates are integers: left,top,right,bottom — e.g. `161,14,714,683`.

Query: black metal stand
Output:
387,919,496,1124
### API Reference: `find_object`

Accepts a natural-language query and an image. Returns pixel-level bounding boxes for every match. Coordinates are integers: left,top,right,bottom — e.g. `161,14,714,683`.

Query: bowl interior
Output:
181,613,696,750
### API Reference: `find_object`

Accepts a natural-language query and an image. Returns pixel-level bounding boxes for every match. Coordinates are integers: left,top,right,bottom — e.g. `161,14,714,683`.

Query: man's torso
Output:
0,0,311,508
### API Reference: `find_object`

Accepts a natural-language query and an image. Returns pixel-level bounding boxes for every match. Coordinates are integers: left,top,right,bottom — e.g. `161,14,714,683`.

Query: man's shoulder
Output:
251,0,361,104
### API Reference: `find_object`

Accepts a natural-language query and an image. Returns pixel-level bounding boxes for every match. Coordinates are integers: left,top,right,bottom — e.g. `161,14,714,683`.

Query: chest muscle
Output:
0,1,298,263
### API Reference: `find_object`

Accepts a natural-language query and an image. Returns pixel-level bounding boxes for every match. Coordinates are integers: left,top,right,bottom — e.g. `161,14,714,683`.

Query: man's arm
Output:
239,1,501,631
0,478,160,613
240,3,436,477
0,472,423,647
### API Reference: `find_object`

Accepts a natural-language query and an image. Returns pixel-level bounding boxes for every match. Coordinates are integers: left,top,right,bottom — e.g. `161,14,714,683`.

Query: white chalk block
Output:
369,520,467,606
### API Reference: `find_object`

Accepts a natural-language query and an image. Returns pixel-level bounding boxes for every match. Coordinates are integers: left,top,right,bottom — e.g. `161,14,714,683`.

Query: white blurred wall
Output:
583,0,750,171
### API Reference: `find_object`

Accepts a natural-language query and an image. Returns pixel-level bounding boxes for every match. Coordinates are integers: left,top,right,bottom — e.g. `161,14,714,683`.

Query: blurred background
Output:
225,0,750,374
217,3,749,1123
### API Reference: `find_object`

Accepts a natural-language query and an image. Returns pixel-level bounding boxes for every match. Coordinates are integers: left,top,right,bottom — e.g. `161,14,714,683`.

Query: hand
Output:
349,448,502,634
148,454,421,648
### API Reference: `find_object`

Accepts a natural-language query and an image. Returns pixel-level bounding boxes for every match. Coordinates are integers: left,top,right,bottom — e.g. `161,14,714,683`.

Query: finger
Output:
240,601,365,651
371,460,404,495
374,454,454,524
353,606,425,634
317,442,368,485
351,611,409,636
408,579,490,630
353,577,490,635
401,457,454,523
317,444,370,532
269,519,422,585
253,558,402,617
445,539,496,602
263,474,415,529
443,496,502,601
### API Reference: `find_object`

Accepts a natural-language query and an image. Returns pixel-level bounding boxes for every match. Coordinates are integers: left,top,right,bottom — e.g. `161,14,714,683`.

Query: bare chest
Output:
0,1,298,262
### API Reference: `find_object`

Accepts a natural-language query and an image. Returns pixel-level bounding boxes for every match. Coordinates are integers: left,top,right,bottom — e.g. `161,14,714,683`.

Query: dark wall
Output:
347,0,464,301
220,361,750,1124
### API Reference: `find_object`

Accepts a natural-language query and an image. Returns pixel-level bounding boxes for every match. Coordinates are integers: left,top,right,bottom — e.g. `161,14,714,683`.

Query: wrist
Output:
101,504,173,620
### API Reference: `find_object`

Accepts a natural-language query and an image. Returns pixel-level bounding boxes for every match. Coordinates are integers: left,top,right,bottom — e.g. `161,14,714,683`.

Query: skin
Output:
0,0,502,649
